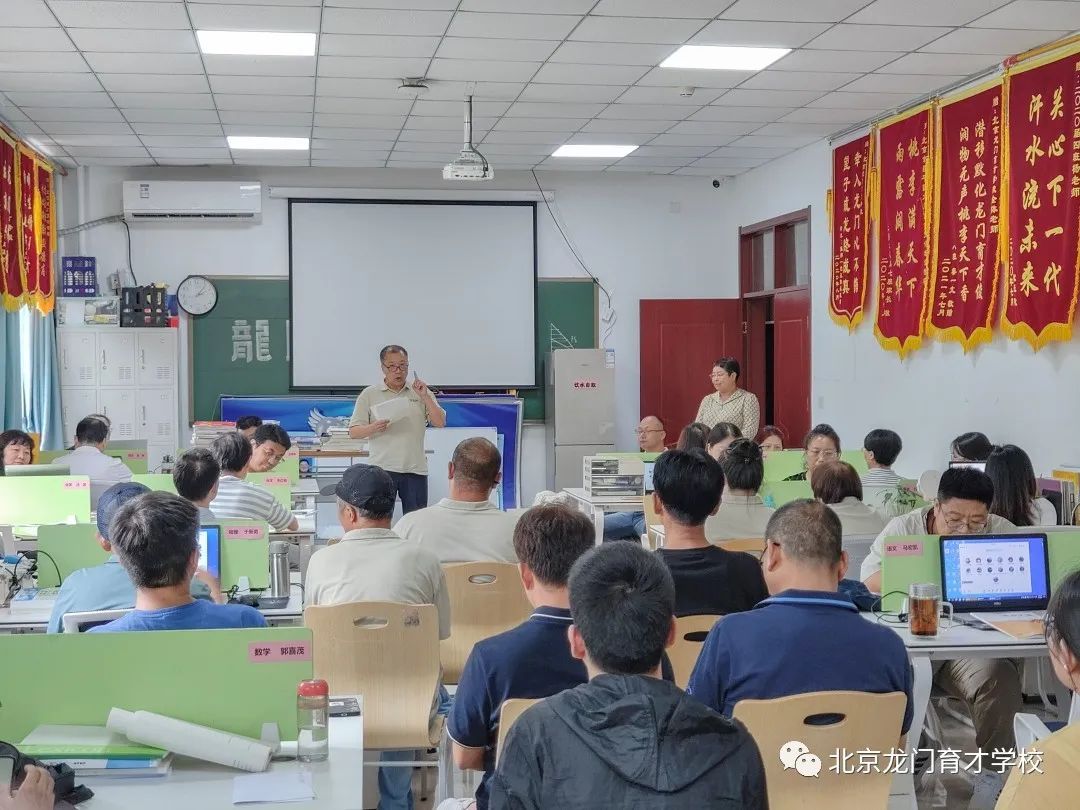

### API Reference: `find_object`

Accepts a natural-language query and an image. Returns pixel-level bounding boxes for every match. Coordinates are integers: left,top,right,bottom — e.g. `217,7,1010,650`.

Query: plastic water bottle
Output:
296,679,329,762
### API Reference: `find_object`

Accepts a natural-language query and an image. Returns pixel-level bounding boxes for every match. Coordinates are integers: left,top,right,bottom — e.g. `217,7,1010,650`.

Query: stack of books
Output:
190,421,236,449
20,725,172,778
319,427,368,454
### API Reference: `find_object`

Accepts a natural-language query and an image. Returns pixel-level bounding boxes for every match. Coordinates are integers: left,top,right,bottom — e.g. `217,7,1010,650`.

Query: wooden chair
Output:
718,537,766,555
642,493,661,549
441,562,533,684
668,614,722,688
495,698,540,766
734,691,907,810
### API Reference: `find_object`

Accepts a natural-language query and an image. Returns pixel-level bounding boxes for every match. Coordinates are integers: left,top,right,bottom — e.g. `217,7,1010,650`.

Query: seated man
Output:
173,448,220,524
448,504,595,808
236,415,263,439
688,500,913,737
90,492,265,632
861,428,904,488
247,424,291,474
861,467,1020,806
47,482,150,633
654,449,767,617
209,432,298,532
603,415,666,542
489,542,766,809
54,416,133,508
395,437,518,563
305,463,449,810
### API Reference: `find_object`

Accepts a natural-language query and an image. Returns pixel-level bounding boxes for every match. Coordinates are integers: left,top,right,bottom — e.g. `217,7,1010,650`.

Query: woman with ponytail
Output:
705,438,774,542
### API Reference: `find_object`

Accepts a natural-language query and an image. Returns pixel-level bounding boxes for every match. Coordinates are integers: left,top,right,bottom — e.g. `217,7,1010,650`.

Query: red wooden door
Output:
772,288,811,444
640,299,742,434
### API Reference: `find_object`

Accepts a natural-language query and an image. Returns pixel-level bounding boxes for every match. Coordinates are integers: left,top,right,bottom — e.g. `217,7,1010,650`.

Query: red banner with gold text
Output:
17,148,38,309
0,134,18,310
927,83,1003,351
1002,50,1080,348
33,161,54,313
829,135,871,329
875,105,934,357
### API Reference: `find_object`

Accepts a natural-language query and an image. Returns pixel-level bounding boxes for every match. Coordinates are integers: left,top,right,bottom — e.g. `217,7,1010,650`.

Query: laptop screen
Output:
643,461,655,493
940,533,1050,612
198,525,221,579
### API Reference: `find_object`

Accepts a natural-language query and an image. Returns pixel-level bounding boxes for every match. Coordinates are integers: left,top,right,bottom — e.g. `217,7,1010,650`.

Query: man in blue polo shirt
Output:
447,503,595,809
687,499,913,735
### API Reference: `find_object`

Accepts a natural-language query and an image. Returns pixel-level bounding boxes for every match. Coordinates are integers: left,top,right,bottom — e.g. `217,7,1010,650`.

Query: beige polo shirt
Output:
704,494,774,542
305,528,451,639
395,498,519,564
349,383,434,475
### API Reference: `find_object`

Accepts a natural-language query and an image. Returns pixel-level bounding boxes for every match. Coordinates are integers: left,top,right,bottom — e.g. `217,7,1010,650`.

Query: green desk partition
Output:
0,628,312,743
217,520,270,590
36,448,149,475
245,474,292,510
278,448,300,485
760,481,813,508
0,476,92,526
36,524,104,587
763,451,806,483
840,450,870,476
132,474,177,494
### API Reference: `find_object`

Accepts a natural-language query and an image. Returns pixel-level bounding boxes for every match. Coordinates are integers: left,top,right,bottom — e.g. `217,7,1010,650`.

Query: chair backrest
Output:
841,533,878,580
496,698,540,766
304,601,441,749
668,614,722,688
61,609,130,634
642,493,660,549
734,690,906,810
718,537,766,555
440,562,533,684
1013,712,1052,751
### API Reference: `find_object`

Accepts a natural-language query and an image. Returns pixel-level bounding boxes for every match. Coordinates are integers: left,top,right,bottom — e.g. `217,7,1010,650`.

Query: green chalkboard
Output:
190,276,598,422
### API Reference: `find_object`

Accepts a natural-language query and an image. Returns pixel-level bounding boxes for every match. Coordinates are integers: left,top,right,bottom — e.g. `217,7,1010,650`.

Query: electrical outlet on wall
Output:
107,271,121,292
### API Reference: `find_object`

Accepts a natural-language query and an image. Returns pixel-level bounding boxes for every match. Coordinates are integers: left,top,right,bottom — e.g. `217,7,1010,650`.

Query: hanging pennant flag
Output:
32,161,55,313
874,104,934,357
0,134,18,310
16,147,38,308
1001,48,1080,349
829,134,872,330
926,82,1004,351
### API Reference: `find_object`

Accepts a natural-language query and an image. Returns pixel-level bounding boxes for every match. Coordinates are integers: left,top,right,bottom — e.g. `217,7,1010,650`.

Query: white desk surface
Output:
81,712,363,809
273,513,316,535
292,479,320,495
865,612,1048,658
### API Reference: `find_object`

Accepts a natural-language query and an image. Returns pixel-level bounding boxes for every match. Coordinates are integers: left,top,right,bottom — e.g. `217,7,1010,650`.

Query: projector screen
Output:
289,200,537,389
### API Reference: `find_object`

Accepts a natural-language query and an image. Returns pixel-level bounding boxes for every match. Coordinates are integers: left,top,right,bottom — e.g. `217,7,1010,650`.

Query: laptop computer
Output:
198,525,221,579
939,533,1051,613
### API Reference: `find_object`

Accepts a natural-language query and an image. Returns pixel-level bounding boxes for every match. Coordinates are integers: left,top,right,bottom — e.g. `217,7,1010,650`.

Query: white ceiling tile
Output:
122,107,221,122
476,142,558,155
711,145,794,157
611,155,692,166
318,56,431,79
972,0,1080,28
84,52,204,74
673,166,747,175
406,114,496,130
20,106,125,121
447,12,582,40
635,67,754,88
141,135,227,147
738,70,861,91
317,77,403,97
570,16,705,44
753,121,839,136
219,110,311,125
189,0,321,5
648,133,740,146
223,123,311,136
155,157,233,165
320,35,441,58
0,53,89,73
806,90,916,109
494,117,588,132
321,8,454,36
480,131,565,144
877,52,1003,75
99,73,210,93
601,103,693,120
73,156,156,165
691,19,831,48
778,107,867,124
111,92,215,108
690,156,768,168
851,0,1012,25
919,27,1066,53
712,88,826,106
517,83,626,103
668,120,760,136
149,147,232,158
131,122,225,135
314,126,402,140
41,121,134,134
412,99,509,116
307,150,387,163
64,145,152,157
842,72,963,94
532,63,648,85
769,49,895,72
720,0,870,22
5,0,60,27
187,3,320,31
50,1,190,29
633,144,714,157
593,0,731,16
209,75,314,94
68,28,196,52
435,37,560,62
316,97,414,114
616,85,725,104
314,113,407,128
390,141,464,153
0,29,75,52
215,94,312,112
311,158,384,166
427,59,541,83
385,159,449,167
231,155,310,165
578,120,670,134
506,101,607,118
807,24,952,51
398,128,473,141
727,133,821,147
52,133,144,146
548,41,676,65
312,138,395,150
4,91,112,107
202,55,315,76
0,73,101,92
422,80,525,100
538,160,619,171
689,105,794,122
605,165,677,173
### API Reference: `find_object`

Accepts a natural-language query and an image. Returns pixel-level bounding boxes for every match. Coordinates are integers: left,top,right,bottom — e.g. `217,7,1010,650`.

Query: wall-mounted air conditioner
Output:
122,181,262,221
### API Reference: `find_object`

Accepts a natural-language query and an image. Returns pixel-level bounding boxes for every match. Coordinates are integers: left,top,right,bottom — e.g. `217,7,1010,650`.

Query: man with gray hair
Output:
687,499,913,735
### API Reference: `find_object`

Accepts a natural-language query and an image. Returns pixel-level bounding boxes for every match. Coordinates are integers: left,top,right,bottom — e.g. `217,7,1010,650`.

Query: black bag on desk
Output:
0,740,93,806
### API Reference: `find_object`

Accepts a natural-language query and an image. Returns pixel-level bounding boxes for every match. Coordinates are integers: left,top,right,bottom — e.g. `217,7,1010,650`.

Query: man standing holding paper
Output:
348,345,446,514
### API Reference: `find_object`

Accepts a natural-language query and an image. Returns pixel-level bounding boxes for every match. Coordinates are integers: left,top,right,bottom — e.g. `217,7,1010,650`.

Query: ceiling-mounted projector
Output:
444,94,493,182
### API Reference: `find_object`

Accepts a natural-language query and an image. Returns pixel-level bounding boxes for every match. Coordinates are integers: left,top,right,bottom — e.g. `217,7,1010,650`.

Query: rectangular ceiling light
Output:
228,136,309,150
552,144,638,158
197,30,317,56
661,45,790,71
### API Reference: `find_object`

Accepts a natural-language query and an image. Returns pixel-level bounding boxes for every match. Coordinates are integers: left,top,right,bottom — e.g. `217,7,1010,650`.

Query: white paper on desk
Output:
233,770,315,805
371,396,411,423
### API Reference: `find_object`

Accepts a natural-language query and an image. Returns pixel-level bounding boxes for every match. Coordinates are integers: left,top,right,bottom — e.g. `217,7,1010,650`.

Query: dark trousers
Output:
389,472,428,514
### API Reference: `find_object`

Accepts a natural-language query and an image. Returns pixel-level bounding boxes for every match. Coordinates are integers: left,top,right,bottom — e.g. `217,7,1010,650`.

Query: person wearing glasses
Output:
783,423,841,482
695,358,760,441
246,423,292,474
348,345,446,515
861,467,1020,807
602,416,667,542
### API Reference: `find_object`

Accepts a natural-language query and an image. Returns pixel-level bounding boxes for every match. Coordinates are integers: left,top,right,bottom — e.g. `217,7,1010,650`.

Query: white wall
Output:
61,165,735,501
732,139,1080,476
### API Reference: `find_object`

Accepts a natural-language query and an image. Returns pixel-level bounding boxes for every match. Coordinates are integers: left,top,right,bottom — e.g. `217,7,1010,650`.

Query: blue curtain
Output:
0,309,24,432
21,309,63,451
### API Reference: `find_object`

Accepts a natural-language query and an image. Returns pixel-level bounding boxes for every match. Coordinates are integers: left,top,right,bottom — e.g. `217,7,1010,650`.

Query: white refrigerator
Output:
545,349,616,491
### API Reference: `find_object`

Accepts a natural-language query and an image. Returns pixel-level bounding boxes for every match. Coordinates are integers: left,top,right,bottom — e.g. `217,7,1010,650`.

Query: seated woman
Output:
951,431,993,464
758,425,785,457
0,429,35,466
784,423,841,482
811,460,886,536
986,444,1056,527
675,422,710,452
705,422,742,461
705,438,773,542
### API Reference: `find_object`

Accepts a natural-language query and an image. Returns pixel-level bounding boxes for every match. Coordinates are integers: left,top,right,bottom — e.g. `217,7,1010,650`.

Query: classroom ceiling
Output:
0,0,1076,176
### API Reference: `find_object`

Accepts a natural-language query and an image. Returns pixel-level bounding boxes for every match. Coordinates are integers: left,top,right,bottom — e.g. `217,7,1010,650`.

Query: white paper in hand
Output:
371,396,411,424
233,770,315,805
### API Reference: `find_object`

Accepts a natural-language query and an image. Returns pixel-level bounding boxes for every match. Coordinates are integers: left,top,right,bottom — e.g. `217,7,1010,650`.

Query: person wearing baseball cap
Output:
307,463,450,810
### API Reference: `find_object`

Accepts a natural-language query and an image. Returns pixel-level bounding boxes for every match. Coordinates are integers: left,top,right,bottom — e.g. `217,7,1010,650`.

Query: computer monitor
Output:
948,461,986,472
3,464,70,477
198,525,221,579
643,461,655,493
940,533,1051,612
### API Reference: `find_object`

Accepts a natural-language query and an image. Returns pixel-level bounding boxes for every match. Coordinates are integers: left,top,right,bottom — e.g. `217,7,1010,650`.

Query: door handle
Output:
101,350,106,369
142,406,147,423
